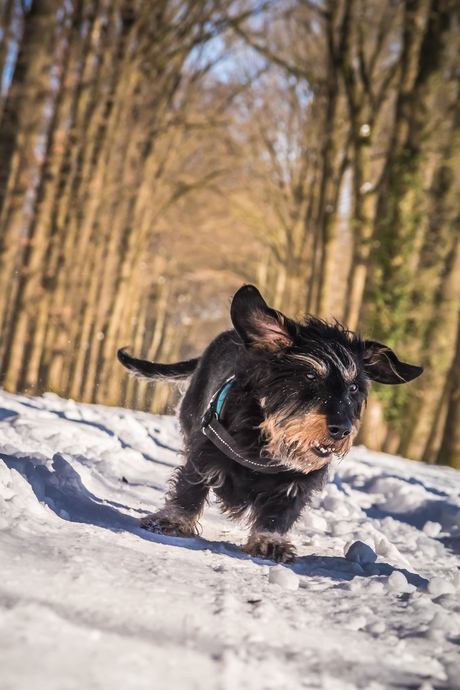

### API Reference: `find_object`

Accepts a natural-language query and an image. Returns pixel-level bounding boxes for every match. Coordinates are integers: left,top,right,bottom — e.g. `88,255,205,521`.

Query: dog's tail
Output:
117,347,199,382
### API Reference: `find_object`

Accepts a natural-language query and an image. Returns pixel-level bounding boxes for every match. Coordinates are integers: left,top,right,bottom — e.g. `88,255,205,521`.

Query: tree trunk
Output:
436,306,460,468
0,0,61,382
362,0,452,345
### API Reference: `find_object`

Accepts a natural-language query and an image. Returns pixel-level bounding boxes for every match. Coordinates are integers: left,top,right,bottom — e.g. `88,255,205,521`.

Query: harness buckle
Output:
201,407,216,431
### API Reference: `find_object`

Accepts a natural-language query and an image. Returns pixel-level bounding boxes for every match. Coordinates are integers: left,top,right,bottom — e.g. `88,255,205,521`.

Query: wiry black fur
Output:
118,285,423,563
118,347,199,381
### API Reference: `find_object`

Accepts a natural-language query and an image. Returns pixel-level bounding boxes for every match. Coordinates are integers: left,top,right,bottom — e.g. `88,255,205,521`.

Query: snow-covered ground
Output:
0,389,459,690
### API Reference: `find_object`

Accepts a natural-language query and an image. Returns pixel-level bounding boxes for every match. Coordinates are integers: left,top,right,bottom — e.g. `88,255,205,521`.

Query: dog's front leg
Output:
140,458,209,537
243,530,297,564
242,498,305,564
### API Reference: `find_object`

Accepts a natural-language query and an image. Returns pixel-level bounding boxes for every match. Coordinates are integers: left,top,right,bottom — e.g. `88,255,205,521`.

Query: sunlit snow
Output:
0,390,459,690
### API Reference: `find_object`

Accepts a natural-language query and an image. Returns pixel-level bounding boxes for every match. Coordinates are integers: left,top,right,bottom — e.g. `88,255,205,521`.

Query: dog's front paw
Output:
140,510,198,538
243,532,297,563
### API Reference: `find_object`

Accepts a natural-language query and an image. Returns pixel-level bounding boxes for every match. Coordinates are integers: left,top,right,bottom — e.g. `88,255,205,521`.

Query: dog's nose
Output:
327,419,353,440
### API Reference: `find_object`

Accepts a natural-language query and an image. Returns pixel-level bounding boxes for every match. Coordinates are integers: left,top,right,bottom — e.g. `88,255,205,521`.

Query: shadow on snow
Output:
1,451,428,588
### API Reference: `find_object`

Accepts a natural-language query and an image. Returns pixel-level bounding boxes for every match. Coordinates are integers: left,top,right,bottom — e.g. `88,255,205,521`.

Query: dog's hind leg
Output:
140,458,210,537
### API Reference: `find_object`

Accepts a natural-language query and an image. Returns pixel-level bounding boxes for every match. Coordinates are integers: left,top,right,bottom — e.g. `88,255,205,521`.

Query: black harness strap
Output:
201,376,290,474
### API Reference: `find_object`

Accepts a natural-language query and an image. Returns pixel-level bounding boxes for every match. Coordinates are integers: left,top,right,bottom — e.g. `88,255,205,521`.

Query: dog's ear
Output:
363,341,424,384
231,285,296,352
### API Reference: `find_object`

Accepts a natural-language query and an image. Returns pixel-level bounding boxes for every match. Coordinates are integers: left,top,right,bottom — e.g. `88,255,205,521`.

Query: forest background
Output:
0,0,459,467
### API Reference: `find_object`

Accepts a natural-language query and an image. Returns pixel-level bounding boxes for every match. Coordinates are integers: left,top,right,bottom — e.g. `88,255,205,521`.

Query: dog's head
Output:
231,285,423,472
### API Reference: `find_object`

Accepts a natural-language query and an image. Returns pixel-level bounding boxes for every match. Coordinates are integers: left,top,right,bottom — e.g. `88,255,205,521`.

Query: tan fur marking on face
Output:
290,345,358,382
260,411,359,473
311,342,357,383
290,353,328,375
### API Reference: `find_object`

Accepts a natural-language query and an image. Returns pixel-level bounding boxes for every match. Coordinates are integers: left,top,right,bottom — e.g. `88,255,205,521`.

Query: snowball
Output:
429,610,451,631
386,571,416,594
268,565,299,591
325,483,341,496
373,536,413,571
427,577,456,597
303,512,328,532
344,541,377,564
330,521,354,537
346,615,367,631
322,495,350,517
345,578,363,592
367,620,386,634
386,570,407,591
366,580,385,595
432,594,460,611
374,537,392,557
422,521,442,538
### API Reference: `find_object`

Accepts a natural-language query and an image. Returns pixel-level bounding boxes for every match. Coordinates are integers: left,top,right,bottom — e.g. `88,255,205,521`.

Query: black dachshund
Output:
118,285,423,562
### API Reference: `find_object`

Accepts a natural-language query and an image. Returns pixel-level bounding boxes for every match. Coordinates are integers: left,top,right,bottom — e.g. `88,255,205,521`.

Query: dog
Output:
118,285,423,563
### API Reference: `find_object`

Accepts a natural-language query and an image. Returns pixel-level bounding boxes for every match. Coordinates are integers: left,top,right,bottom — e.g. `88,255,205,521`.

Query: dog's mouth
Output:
259,412,358,473
311,443,336,459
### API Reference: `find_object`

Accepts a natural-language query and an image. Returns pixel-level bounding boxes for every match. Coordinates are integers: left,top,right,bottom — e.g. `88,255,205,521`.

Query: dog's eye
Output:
349,383,358,393
305,373,316,381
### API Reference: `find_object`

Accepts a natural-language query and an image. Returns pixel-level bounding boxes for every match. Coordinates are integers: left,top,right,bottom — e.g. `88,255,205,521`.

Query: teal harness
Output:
215,377,235,417
201,376,290,474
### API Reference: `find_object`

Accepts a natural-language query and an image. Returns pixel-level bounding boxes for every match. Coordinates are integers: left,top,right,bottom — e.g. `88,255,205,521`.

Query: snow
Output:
344,540,378,564
0,389,459,690
268,565,300,590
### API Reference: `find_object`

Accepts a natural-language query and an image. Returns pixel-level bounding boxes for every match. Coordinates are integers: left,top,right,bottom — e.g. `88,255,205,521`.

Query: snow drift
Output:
0,390,459,690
